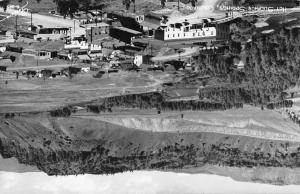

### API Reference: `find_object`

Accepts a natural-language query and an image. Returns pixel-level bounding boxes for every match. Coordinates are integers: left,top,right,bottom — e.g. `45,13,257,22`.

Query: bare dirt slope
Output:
1,113,300,185
74,105,300,142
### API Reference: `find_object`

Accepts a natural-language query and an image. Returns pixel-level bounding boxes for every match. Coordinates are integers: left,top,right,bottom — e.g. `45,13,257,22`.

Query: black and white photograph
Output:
0,0,300,193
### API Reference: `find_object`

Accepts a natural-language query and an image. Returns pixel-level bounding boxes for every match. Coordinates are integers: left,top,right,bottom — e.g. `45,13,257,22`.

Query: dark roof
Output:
18,30,38,35
40,27,69,30
112,26,142,35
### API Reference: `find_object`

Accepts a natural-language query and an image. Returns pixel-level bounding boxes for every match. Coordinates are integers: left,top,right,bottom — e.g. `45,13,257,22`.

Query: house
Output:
71,49,88,56
64,41,89,50
17,30,37,39
38,50,57,59
6,44,23,53
85,23,110,43
35,27,69,40
0,29,13,37
64,41,102,56
134,55,143,67
22,49,57,60
140,12,163,36
154,19,216,41
18,26,70,40
108,11,145,32
108,11,161,36
109,26,142,44
90,44,102,52
57,52,71,60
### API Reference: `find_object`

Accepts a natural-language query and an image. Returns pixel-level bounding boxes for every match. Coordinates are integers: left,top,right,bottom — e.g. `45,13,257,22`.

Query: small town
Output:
0,0,296,85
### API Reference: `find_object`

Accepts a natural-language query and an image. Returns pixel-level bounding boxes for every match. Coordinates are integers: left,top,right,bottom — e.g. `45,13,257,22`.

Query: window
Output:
193,33,195,37
39,52,46,56
184,33,185,37
178,33,180,37
173,34,175,37
168,34,169,38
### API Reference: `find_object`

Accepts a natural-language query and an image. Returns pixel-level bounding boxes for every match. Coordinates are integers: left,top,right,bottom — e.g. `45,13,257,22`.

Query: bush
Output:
50,107,71,117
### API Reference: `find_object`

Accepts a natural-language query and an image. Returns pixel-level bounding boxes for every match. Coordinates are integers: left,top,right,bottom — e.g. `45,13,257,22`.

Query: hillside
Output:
1,111,300,185
10,0,57,13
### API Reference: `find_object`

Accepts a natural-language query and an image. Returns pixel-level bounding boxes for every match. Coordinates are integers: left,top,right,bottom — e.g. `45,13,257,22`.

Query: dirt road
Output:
6,64,80,71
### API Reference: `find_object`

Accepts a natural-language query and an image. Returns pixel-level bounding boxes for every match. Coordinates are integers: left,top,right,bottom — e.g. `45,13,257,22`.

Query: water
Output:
0,171,300,194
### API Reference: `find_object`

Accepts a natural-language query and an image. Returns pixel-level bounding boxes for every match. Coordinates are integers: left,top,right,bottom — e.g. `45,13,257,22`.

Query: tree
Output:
0,0,10,11
123,0,131,11
191,0,197,8
161,0,166,8
52,0,79,18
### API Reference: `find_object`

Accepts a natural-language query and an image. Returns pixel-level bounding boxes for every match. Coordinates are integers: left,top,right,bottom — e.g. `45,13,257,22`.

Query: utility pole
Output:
74,20,76,33
96,7,98,26
90,27,93,44
30,11,33,30
178,0,180,11
69,27,72,41
133,0,136,13
36,51,39,67
15,15,18,37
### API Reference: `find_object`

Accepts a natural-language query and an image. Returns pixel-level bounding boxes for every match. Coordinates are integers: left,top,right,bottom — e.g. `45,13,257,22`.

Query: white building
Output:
154,19,216,41
64,41,102,52
134,55,143,67
64,41,89,50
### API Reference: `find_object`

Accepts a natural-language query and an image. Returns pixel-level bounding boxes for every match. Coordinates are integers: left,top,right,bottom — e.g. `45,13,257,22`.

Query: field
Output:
0,71,169,113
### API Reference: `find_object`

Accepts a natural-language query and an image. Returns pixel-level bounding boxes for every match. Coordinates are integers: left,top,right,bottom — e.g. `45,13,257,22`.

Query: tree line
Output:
0,0,107,18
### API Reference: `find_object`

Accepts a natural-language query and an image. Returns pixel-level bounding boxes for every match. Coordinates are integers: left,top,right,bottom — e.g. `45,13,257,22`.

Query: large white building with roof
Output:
154,19,216,41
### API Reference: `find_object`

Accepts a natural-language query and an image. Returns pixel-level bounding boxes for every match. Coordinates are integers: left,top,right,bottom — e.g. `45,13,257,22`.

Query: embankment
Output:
1,116,300,185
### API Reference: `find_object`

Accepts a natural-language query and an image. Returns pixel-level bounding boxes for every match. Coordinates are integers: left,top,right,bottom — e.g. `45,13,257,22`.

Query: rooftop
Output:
84,23,110,29
112,26,142,35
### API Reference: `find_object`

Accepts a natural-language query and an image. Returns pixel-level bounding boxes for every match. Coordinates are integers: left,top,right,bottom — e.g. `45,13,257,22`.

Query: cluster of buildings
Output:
4,0,293,78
